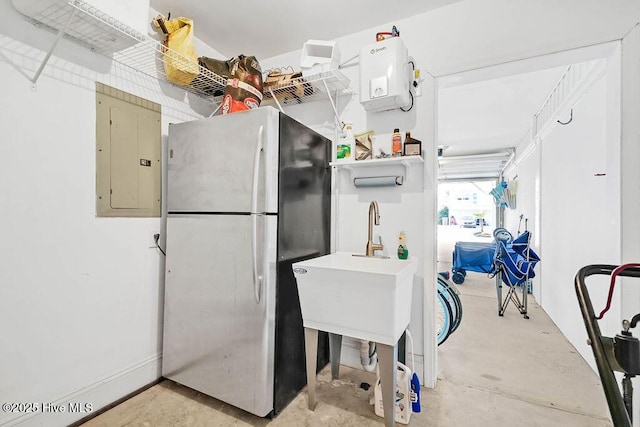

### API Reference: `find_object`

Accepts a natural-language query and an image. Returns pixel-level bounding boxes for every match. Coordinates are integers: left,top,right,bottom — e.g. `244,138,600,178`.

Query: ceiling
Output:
437,65,568,180
148,0,461,60
438,66,567,157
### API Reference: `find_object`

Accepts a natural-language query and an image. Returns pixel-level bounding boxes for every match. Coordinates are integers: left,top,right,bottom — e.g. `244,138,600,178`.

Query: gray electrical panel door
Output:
96,83,161,217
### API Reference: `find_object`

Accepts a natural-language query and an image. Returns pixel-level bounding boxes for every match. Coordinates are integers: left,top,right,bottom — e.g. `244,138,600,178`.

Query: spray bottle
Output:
344,124,356,160
336,124,355,161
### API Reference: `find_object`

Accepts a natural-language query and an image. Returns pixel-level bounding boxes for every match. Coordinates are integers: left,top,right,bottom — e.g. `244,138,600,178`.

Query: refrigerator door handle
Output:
250,125,264,215
251,125,264,304
252,213,263,304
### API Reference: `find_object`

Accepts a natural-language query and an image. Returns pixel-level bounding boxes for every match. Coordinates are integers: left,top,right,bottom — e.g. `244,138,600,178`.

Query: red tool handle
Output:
596,263,640,319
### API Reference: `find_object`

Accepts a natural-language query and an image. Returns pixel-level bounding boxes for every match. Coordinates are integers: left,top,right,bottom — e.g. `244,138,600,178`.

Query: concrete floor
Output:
82,226,612,426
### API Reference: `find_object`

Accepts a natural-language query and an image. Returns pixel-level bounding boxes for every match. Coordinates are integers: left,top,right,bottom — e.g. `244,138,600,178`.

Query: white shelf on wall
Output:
330,155,423,168
17,0,352,112
331,155,424,184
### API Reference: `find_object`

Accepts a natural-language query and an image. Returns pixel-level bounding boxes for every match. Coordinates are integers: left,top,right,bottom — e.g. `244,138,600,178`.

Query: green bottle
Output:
397,231,409,260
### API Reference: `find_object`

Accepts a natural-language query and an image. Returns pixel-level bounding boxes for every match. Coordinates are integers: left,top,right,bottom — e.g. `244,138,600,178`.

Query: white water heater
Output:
359,37,412,112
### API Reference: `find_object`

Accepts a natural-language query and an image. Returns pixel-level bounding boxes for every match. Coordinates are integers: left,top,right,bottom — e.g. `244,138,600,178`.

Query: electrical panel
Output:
96,83,161,218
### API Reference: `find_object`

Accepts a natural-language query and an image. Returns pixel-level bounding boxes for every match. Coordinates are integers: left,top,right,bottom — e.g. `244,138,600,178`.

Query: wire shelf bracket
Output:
30,5,77,87
261,69,352,122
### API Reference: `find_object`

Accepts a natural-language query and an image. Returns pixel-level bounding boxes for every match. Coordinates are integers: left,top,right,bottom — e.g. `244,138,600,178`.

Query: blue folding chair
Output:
492,228,540,318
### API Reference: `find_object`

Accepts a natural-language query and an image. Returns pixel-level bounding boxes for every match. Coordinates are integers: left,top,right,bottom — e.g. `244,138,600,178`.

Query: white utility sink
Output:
292,251,417,345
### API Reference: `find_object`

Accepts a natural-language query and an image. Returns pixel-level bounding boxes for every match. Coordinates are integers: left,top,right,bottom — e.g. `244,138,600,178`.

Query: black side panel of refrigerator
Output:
275,112,332,261
273,260,329,415
273,112,332,415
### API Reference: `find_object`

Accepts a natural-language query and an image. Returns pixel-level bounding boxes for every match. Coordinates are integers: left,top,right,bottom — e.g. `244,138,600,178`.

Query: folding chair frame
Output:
496,272,529,318
493,230,538,319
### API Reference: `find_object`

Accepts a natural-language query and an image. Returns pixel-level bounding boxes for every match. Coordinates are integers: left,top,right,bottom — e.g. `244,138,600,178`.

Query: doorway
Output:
437,179,497,277
435,62,566,291
433,41,622,374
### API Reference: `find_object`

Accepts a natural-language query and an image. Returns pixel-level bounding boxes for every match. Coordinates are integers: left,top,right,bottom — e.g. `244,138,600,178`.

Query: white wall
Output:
0,3,222,425
538,72,621,369
422,73,438,387
620,26,640,329
504,51,622,371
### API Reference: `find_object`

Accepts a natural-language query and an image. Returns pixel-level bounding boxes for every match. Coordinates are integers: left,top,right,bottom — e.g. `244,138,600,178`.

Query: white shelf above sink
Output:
331,155,423,185
330,155,423,168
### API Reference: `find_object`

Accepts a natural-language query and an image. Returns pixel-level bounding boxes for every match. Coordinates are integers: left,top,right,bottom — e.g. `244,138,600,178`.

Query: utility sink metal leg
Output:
377,342,398,427
328,333,342,380
304,327,318,410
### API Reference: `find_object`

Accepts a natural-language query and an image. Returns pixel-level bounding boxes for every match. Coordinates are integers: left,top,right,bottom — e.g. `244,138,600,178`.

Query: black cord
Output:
156,243,166,256
154,234,166,256
400,61,416,112
400,91,414,112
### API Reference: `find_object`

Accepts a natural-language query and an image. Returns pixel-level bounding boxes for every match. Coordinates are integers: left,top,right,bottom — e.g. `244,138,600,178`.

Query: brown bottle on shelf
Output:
403,131,422,156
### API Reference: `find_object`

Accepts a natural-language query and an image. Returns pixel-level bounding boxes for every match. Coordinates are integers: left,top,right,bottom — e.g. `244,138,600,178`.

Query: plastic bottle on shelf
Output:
403,131,412,155
392,128,402,157
403,131,421,156
397,231,409,260
336,124,356,162
345,125,357,161
336,144,349,161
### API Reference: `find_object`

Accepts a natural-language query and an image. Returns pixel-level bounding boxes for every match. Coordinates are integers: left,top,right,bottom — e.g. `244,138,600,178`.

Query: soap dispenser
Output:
397,231,409,260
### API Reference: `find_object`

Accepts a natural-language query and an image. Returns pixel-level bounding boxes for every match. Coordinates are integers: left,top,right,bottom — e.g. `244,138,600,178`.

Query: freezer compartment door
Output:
167,106,279,213
162,214,277,416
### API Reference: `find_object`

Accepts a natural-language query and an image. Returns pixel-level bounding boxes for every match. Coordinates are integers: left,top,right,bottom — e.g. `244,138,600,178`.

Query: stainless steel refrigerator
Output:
162,106,331,417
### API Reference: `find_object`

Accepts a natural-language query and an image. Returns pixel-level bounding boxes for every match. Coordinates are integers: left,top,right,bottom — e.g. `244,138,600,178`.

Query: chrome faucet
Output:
366,201,384,256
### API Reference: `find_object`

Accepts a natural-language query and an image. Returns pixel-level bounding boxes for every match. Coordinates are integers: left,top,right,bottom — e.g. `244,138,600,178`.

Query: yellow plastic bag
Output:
160,17,199,86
